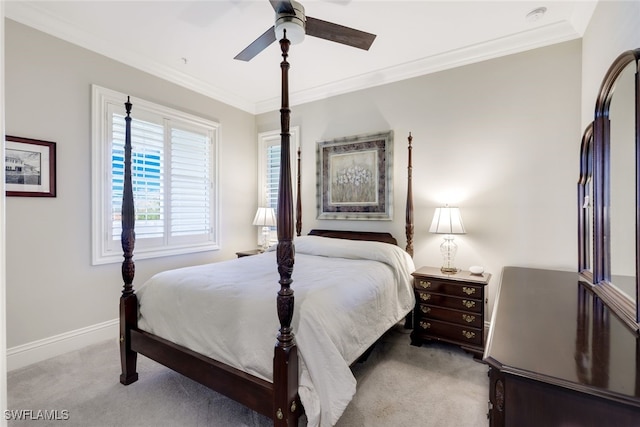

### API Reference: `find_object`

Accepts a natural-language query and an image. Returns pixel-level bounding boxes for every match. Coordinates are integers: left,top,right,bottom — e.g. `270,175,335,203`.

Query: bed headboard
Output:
308,229,398,246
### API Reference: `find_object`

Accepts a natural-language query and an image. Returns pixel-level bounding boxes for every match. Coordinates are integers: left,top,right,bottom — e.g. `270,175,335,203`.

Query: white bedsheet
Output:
137,235,415,427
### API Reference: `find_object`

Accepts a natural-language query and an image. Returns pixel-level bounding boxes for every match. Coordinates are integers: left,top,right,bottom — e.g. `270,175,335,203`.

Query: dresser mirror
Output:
591,48,640,333
577,122,593,280
609,61,636,302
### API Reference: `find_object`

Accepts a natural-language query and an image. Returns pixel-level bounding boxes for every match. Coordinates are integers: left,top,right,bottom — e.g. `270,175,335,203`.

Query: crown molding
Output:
7,1,586,116
255,20,583,114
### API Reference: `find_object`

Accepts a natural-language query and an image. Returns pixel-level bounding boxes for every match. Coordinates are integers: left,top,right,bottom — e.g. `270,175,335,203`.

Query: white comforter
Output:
137,235,415,427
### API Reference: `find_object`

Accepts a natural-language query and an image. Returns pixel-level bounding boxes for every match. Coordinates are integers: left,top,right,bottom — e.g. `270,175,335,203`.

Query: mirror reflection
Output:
608,61,636,304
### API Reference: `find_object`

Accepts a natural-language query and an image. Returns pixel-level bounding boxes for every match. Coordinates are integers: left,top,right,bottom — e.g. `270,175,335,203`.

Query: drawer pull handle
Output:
462,300,475,309
419,280,432,289
462,286,476,296
420,306,431,314
462,330,476,339
419,321,431,329
420,293,432,301
462,314,475,323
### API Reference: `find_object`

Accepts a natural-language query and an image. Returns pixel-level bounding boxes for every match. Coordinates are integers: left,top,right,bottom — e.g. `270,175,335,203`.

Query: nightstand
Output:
235,249,262,258
410,266,491,359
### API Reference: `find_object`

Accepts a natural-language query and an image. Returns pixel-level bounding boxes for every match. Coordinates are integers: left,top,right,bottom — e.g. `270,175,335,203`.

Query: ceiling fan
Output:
234,0,376,61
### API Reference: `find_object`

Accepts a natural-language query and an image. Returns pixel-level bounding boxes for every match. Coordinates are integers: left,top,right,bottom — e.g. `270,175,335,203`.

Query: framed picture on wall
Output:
5,136,57,197
317,130,393,220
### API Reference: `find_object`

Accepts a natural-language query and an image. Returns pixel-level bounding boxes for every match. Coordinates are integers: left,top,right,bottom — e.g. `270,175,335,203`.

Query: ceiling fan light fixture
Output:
274,0,306,44
275,19,306,44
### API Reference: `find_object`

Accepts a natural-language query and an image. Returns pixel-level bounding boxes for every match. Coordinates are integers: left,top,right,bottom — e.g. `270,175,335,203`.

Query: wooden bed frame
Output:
118,36,414,426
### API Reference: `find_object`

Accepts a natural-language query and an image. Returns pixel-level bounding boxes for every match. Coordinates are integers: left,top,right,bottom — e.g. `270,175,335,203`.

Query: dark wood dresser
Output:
411,266,491,358
484,267,640,426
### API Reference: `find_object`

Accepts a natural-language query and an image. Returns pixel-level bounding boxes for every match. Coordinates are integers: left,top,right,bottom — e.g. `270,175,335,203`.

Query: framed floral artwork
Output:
316,131,393,220
5,136,57,197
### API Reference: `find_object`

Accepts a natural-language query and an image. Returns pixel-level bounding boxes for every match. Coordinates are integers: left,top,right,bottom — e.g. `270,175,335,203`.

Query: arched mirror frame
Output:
578,122,594,282
591,48,640,333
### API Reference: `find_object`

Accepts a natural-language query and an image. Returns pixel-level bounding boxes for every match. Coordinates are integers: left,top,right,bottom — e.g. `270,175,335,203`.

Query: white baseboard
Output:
7,318,118,371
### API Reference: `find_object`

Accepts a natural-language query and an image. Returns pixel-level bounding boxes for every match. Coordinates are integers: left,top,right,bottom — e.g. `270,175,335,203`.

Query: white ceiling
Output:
5,1,597,114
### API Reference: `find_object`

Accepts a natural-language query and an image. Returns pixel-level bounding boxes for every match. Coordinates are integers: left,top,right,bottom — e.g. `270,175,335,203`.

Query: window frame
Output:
91,85,220,265
257,127,299,246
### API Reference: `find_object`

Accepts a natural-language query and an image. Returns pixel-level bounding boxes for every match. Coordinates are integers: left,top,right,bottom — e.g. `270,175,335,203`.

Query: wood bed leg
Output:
119,293,138,385
119,96,138,386
274,345,301,426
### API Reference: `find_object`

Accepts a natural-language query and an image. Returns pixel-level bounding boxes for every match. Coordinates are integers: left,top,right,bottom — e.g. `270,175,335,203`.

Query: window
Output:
92,85,219,265
257,127,299,245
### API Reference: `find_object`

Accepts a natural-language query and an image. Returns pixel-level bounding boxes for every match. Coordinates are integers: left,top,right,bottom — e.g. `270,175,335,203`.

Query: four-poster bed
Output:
118,35,416,427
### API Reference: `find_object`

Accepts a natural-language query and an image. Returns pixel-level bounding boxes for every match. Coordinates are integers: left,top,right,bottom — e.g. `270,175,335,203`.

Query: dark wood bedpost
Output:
404,133,415,330
405,133,414,257
296,147,302,237
273,33,301,426
119,96,139,385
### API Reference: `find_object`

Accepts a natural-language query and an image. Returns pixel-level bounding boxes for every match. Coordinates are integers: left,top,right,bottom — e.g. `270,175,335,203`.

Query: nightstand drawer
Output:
415,319,483,346
416,291,482,313
417,304,483,328
414,277,482,299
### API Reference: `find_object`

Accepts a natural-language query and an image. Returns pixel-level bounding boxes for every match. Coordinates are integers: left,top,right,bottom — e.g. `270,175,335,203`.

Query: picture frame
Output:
5,135,57,197
317,130,393,220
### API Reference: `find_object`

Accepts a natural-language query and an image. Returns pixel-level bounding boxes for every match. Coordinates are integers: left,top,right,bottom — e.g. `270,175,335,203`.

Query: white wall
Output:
4,19,258,353
257,40,583,316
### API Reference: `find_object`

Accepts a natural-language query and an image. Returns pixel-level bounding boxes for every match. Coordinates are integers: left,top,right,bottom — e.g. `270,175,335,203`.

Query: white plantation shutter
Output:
170,127,211,239
92,85,219,265
266,144,280,212
257,128,298,246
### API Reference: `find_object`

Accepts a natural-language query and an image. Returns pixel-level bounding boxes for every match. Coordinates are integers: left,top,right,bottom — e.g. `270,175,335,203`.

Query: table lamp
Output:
252,207,276,252
429,205,466,273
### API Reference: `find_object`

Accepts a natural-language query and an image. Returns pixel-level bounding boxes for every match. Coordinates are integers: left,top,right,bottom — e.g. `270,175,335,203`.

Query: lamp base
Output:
260,226,271,252
439,235,459,275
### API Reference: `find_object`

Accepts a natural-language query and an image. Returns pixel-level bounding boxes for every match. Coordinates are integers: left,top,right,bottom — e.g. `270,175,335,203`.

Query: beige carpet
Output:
8,324,489,426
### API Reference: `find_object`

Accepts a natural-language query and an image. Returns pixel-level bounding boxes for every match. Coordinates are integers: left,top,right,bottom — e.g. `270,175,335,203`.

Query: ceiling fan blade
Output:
234,26,277,61
269,0,295,14
305,16,376,51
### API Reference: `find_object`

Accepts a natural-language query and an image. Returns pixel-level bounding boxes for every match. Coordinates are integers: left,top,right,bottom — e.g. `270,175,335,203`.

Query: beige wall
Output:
257,40,583,316
4,19,258,349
